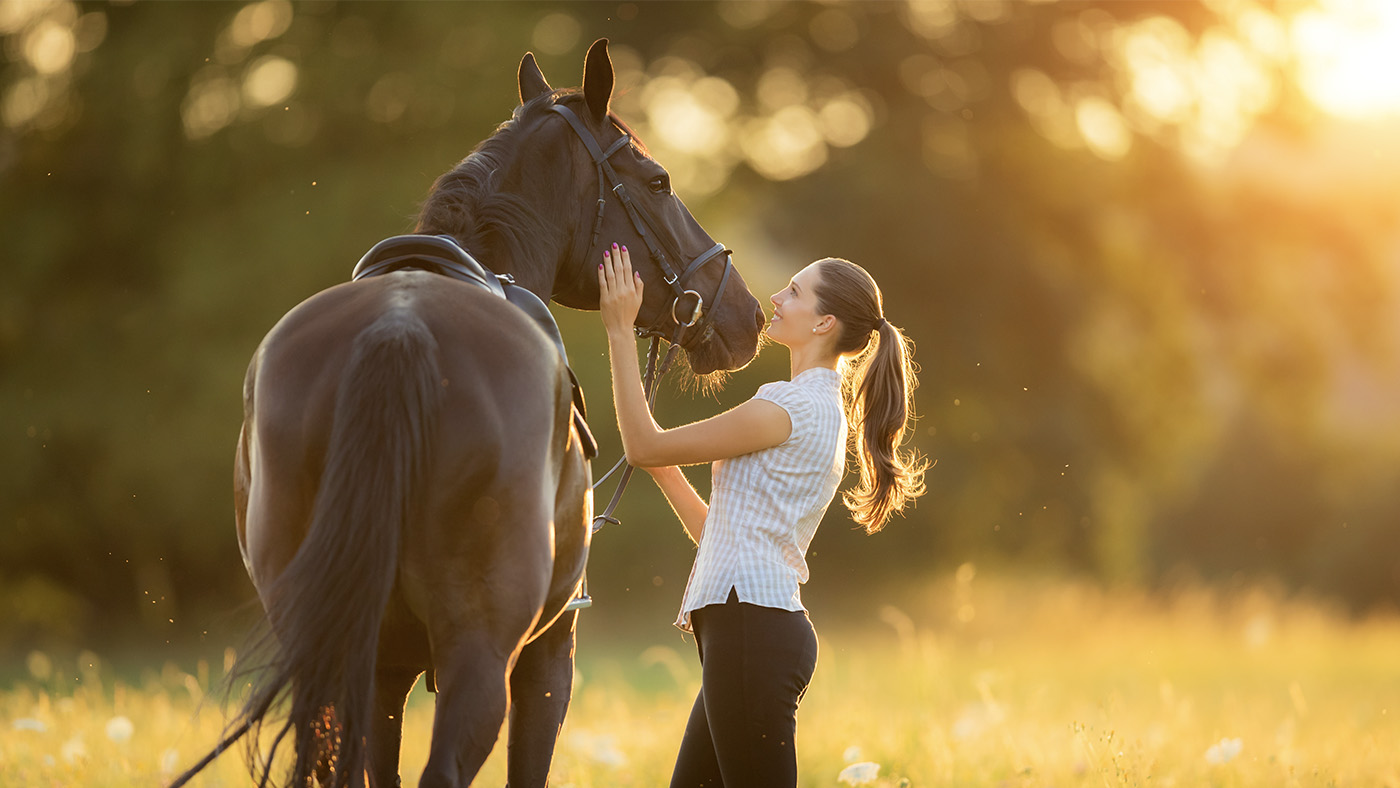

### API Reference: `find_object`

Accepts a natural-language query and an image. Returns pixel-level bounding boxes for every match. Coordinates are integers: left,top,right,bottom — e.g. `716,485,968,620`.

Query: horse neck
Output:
415,190,567,301
465,226,563,299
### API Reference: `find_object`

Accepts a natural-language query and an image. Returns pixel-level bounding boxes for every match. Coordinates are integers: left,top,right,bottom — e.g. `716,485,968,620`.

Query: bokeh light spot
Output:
0,0,46,35
742,104,827,181
810,8,859,52
72,11,105,53
242,54,297,108
228,0,293,49
532,12,580,56
818,95,872,148
24,18,75,75
646,83,728,156
1076,96,1132,160
3,75,49,129
366,72,413,124
182,71,240,140
904,0,959,42
757,66,808,111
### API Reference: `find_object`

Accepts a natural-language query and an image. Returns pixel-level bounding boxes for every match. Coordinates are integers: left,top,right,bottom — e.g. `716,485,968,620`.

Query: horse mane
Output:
415,89,650,269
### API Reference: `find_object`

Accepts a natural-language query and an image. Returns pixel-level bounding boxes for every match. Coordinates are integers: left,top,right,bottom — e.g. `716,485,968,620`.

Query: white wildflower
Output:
838,761,881,786
842,744,863,763
160,748,181,774
1205,737,1243,764
105,715,134,744
951,700,1003,741
567,729,627,767
12,717,47,732
61,735,87,764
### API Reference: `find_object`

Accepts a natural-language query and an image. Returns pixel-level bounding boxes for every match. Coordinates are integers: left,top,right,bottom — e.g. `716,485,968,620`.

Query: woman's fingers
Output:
616,245,639,293
600,243,642,331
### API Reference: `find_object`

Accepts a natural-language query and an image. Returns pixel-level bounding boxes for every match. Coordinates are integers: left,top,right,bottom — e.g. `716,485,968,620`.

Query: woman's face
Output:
766,263,828,347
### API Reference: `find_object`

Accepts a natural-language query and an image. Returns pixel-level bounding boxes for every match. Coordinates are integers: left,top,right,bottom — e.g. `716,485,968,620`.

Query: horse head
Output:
417,39,764,376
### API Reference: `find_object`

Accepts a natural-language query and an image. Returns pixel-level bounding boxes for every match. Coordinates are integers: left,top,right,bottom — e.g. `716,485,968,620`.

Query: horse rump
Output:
173,311,441,788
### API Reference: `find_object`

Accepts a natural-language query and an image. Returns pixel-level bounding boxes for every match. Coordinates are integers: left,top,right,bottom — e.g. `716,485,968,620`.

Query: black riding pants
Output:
669,588,819,788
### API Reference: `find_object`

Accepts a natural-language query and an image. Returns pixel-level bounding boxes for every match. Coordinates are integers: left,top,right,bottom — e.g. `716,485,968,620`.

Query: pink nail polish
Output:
622,246,628,252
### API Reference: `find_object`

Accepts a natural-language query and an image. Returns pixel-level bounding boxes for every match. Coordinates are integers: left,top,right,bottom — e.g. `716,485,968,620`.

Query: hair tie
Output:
875,317,890,331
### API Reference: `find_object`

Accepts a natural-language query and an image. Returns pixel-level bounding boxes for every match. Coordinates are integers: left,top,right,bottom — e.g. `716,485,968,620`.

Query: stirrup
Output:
563,572,592,611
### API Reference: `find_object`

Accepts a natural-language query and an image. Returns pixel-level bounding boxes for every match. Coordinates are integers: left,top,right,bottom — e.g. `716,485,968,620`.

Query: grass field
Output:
4,571,1399,787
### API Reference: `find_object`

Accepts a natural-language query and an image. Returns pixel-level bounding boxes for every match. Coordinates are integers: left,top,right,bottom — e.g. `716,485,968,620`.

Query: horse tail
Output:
174,311,441,788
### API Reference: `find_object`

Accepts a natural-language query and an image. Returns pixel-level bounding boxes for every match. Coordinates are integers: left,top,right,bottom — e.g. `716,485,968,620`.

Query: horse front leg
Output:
506,610,578,787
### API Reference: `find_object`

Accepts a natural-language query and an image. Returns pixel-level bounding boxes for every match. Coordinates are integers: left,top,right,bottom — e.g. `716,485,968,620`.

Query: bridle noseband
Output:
550,103,734,347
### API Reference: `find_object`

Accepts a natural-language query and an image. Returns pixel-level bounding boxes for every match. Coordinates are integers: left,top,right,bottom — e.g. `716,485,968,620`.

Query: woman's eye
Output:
649,176,671,195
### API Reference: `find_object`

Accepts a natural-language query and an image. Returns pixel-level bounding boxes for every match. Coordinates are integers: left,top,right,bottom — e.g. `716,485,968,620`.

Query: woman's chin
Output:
764,324,789,348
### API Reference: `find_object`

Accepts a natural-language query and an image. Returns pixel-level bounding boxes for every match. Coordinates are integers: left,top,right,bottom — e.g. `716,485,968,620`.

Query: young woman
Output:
598,243,927,787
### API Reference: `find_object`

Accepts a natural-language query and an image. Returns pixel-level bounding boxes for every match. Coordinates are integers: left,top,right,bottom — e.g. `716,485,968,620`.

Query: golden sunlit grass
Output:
4,574,1399,786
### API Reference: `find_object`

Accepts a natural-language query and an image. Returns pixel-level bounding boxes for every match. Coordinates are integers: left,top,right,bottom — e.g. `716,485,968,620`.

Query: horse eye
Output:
649,176,671,195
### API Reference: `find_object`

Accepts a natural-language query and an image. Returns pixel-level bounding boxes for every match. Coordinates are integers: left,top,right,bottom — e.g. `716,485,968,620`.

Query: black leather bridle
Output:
550,101,735,549
550,103,734,348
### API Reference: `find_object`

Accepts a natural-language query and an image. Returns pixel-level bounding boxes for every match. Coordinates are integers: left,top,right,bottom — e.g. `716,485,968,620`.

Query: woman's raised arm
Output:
599,245,790,468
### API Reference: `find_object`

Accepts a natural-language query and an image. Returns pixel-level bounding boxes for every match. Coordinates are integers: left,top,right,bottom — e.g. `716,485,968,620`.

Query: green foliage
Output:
3,0,1400,646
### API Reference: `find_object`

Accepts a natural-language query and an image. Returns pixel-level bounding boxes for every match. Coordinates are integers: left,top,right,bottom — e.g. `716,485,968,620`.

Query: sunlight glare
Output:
1293,0,1400,118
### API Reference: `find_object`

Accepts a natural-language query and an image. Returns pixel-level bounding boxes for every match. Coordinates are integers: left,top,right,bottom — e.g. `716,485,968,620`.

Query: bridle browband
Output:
550,102,734,345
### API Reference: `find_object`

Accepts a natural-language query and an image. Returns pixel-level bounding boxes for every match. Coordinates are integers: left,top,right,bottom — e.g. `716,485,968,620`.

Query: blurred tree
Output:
3,0,1399,648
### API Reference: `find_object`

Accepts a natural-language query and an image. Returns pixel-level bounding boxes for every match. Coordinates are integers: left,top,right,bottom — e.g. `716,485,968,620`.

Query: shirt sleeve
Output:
754,381,812,446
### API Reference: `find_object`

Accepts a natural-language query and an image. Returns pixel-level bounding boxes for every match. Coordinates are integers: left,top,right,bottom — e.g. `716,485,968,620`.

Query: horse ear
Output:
518,52,552,105
581,38,613,121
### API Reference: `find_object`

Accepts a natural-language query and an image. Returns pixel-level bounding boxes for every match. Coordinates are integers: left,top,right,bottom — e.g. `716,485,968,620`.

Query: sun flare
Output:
1292,0,1400,118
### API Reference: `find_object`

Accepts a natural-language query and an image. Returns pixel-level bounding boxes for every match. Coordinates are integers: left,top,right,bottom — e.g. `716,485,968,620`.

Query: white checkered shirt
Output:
675,367,847,632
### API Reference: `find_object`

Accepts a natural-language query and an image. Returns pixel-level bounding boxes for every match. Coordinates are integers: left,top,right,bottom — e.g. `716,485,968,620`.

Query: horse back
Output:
240,271,579,597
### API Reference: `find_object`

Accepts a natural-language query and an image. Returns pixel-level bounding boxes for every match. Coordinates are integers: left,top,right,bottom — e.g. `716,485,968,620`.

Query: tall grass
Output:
4,572,1398,786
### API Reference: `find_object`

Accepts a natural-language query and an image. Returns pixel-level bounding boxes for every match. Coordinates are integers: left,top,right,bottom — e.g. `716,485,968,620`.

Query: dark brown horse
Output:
179,40,763,788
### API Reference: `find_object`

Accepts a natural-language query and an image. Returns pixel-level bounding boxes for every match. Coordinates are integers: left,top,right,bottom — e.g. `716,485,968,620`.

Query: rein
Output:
563,334,677,612
550,101,725,611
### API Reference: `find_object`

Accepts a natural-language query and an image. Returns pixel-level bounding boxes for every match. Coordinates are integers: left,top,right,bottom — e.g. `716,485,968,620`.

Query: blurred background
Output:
3,0,1399,659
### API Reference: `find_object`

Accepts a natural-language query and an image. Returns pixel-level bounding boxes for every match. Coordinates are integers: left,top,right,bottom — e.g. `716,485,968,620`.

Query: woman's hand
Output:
599,243,644,338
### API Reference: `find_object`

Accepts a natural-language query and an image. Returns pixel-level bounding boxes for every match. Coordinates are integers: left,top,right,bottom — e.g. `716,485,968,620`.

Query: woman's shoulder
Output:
755,371,841,428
